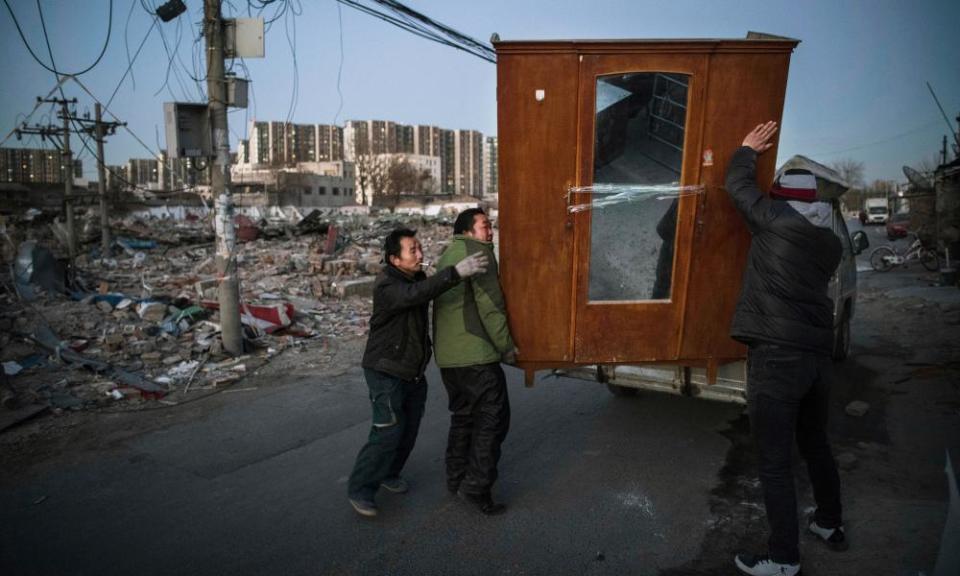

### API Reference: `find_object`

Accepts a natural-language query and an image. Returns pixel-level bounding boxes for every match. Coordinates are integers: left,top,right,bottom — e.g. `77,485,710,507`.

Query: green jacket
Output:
433,235,515,368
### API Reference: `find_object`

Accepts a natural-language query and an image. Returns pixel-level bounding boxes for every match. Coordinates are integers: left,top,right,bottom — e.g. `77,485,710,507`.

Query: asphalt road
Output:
1,355,744,576
1,218,956,576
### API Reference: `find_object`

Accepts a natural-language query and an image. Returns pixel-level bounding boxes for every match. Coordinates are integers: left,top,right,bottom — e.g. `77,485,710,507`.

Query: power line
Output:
123,0,140,92
106,18,158,110
2,0,114,76
335,0,495,64
0,76,71,147
35,0,100,177
334,0,345,125
153,8,196,101
283,0,300,124
808,119,943,159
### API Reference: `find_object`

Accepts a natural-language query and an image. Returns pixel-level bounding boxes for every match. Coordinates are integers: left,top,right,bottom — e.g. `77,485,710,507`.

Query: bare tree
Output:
830,158,865,189
912,154,941,177
867,179,896,196
355,154,389,205
419,169,437,195
387,157,420,201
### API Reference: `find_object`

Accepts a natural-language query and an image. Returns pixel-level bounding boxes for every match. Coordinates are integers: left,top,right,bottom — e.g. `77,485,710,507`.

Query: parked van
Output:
865,197,890,224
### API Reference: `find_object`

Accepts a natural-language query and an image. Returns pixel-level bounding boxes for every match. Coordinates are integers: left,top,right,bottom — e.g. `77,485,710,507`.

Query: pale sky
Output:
1,0,957,184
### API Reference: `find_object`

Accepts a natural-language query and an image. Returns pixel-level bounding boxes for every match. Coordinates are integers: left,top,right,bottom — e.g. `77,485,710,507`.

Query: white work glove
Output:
454,252,488,278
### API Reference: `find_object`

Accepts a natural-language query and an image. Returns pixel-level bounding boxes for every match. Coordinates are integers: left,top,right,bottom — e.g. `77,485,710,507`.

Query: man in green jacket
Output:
434,208,517,515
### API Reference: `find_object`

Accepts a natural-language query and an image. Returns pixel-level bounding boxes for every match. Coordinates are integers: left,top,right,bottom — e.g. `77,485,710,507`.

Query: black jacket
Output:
725,146,842,354
362,263,461,381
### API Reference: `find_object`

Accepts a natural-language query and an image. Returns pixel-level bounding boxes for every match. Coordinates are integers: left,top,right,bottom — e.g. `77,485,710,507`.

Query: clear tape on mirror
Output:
566,184,705,213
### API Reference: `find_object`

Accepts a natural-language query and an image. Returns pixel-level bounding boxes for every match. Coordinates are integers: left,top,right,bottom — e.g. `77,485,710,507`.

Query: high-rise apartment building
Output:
316,125,344,161
288,120,493,199
346,120,419,158
127,158,160,188
482,136,498,196
394,124,415,154
0,147,81,184
455,129,483,198
440,129,456,194
247,121,344,165
414,125,442,157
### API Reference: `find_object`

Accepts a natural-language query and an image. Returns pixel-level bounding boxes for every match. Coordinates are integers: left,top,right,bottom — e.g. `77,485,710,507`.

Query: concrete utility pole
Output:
18,97,79,257
92,103,125,257
59,100,76,258
47,102,125,258
205,0,243,355
95,104,110,255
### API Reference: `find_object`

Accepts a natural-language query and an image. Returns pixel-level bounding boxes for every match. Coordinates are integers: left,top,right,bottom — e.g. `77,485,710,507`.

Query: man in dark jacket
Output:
348,228,487,518
727,122,847,576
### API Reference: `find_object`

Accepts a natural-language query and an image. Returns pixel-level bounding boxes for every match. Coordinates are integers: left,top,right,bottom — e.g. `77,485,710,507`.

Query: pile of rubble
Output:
0,208,455,418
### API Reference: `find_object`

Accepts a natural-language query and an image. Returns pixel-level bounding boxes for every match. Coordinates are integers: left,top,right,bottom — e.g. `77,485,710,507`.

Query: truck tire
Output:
832,307,851,362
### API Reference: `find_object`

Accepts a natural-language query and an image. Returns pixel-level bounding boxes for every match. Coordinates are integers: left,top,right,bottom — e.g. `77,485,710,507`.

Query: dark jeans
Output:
441,363,511,495
347,369,427,501
747,343,843,564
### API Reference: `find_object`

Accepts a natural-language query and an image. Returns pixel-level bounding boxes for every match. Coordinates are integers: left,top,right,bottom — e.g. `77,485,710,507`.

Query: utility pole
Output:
205,0,243,356
46,103,125,258
91,103,124,257
95,104,110,256
59,99,76,258
17,96,78,257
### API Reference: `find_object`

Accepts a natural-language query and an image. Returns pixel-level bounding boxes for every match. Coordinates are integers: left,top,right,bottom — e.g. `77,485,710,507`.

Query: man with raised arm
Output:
727,122,848,576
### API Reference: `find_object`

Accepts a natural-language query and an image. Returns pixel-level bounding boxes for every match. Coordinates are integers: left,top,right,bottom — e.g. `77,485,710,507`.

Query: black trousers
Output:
347,369,427,501
440,363,511,496
747,343,843,564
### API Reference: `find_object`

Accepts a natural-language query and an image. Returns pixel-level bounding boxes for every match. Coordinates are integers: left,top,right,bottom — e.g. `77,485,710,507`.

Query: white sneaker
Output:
808,515,849,551
734,553,801,576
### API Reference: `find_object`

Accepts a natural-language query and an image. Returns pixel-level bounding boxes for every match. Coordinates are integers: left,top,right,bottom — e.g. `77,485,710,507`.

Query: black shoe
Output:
446,475,462,495
461,491,506,516
380,476,409,494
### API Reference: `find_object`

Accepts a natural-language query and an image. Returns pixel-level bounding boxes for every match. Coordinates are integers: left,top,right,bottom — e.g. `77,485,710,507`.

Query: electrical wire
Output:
70,74,199,194
153,8,194,101
3,0,114,76
35,0,98,179
123,0,139,92
334,0,495,63
0,76,71,148
334,0,345,125
808,119,944,159
283,0,300,125
238,57,257,126
106,18,158,110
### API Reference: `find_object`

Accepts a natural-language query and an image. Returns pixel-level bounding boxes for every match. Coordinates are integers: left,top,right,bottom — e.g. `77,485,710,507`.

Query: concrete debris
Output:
1,207,459,414
137,302,167,322
331,278,376,299
3,361,23,376
844,400,870,417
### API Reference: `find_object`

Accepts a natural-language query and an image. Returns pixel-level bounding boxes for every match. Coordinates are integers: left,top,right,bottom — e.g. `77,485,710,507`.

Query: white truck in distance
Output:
865,197,889,224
